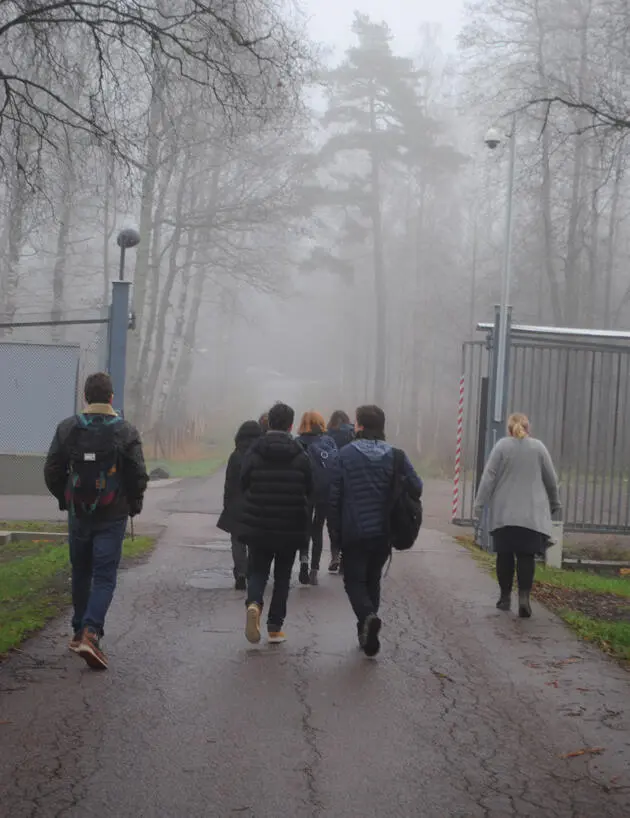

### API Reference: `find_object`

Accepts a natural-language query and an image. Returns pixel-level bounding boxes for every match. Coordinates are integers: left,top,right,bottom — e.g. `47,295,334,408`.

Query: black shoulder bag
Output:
389,448,423,551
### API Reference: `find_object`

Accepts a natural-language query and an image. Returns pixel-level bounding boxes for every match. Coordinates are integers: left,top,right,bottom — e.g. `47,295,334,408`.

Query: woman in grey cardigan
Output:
474,413,561,618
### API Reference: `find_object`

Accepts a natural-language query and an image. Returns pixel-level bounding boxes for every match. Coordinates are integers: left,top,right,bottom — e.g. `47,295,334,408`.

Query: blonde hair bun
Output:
508,413,530,439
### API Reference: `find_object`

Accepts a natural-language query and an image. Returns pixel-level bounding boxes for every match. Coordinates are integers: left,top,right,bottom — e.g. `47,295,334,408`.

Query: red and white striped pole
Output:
452,374,465,521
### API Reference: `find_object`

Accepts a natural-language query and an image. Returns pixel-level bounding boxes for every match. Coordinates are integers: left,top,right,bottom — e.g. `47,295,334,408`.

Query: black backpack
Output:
305,435,339,503
64,414,123,514
389,448,423,550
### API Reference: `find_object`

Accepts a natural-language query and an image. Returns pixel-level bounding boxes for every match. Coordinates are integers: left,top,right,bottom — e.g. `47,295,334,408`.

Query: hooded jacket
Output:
239,431,313,548
327,423,354,450
328,439,423,544
217,420,262,535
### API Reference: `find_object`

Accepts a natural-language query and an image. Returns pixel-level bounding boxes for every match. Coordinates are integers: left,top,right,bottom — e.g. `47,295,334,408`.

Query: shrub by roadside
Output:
0,532,155,656
456,535,630,663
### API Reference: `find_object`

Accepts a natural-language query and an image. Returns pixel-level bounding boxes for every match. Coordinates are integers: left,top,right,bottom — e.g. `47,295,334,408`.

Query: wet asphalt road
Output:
1,474,630,817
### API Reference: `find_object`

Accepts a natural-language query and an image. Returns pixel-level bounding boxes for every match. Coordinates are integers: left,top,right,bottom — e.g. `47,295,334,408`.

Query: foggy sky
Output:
303,0,464,57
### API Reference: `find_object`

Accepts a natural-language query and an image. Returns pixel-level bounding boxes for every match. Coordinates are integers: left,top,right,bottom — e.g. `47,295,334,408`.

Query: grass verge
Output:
0,533,155,657
147,456,225,479
0,520,67,533
455,534,630,663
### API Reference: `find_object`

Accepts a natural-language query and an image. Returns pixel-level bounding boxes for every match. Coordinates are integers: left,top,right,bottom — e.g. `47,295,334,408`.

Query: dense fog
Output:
2,0,630,467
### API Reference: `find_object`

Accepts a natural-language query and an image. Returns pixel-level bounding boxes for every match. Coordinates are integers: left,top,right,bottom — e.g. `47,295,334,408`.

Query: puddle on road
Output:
187,566,235,590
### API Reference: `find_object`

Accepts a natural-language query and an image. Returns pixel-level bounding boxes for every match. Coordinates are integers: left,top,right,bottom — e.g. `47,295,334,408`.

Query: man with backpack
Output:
328,405,423,657
239,402,313,644
44,372,148,670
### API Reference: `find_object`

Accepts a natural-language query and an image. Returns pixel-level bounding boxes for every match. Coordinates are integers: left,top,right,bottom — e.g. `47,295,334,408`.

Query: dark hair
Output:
268,402,294,432
84,372,113,405
328,410,351,430
235,420,262,445
356,405,386,441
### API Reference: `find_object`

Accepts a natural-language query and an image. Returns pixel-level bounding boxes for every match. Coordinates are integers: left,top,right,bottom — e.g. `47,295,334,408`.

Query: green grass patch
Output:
535,564,630,599
147,456,225,479
559,611,630,662
0,534,155,656
0,520,67,533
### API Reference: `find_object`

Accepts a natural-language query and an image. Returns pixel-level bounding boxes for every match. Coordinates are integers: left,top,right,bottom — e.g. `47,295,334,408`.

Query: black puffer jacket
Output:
44,407,148,520
239,431,313,549
217,420,262,535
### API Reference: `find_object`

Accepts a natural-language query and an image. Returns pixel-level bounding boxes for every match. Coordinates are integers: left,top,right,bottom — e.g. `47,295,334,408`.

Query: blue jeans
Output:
69,517,127,636
246,545,297,629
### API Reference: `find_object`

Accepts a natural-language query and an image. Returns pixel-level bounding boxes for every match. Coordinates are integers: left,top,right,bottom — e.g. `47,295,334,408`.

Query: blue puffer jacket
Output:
328,439,423,544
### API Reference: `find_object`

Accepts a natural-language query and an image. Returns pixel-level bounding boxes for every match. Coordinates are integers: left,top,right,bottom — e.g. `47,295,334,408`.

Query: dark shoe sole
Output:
309,570,319,586
299,564,310,585
363,615,382,657
234,577,247,591
328,561,340,574
77,643,108,670
496,596,511,612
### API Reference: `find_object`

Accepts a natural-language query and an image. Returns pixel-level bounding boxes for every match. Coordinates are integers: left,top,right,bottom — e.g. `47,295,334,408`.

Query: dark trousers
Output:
231,535,248,579
496,552,535,593
300,505,326,570
330,534,341,562
342,538,391,629
246,545,297,629
69,516,127,636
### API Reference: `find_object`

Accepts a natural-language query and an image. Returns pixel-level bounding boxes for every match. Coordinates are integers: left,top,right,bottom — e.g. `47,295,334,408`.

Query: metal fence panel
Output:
455,331,630,534
508,342,630,532
0,342,80,454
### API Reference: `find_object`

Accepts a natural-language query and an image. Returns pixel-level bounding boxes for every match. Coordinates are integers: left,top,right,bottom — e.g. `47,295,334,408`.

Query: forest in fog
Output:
2,0,630,465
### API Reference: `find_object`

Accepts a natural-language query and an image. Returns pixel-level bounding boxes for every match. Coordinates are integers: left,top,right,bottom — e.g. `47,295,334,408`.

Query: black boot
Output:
496,591,511,611
518,590,532,618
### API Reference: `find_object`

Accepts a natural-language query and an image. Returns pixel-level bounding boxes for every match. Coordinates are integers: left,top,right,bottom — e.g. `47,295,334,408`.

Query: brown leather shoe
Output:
77,629,108,670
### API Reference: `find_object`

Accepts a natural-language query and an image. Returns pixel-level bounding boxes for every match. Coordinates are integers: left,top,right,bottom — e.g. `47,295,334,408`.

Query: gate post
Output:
108,280,131,417
478,305,512,550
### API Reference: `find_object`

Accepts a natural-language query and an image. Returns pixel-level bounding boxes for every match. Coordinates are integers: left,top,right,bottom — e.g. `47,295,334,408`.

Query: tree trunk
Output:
51,150,75,342
535,12,563,323
369,93,387,405
126,69,165,419
143,148,193,419
102,149,117,307
0,165,28,337
564,6,591,325
605,150,623,327
133,152,178,425
155,181,201,426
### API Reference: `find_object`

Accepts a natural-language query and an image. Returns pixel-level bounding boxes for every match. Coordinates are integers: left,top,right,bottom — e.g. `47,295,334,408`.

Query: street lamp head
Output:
484,127,502,150
117,228,141,249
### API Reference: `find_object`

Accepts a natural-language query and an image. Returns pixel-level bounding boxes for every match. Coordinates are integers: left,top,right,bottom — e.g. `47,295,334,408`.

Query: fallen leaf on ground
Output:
0,720,11,725
560,747,604,759
545,680,560,688
576,687,591,692
555,657,582,665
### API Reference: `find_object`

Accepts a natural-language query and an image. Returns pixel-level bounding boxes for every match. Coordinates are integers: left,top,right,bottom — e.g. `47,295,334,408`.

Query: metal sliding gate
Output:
453,325,630,534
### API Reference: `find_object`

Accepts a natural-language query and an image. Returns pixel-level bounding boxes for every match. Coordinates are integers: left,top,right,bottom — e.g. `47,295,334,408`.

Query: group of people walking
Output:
219,402,422,656
41,369,561,671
